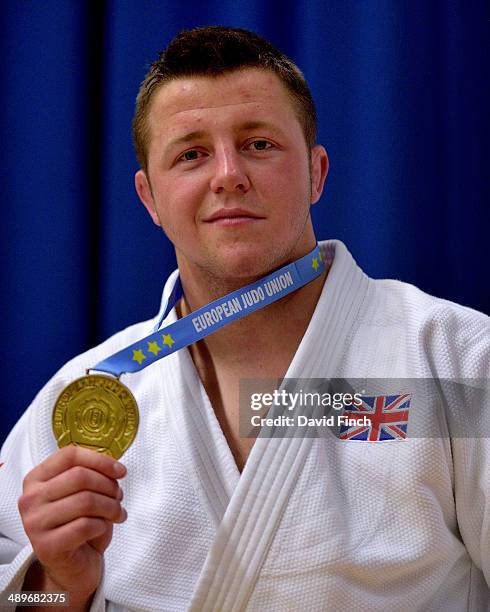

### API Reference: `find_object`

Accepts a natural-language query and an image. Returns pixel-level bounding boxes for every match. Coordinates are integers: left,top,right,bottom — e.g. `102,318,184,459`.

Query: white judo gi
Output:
1,240,489,611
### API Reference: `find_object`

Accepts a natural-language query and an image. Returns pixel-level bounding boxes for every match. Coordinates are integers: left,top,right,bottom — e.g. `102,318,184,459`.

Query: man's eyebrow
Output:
165,131,206,151
237,120,282,133
165,121,284,152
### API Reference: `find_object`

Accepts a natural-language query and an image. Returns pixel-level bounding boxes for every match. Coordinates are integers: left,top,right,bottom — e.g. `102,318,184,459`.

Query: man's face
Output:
135,68,328,284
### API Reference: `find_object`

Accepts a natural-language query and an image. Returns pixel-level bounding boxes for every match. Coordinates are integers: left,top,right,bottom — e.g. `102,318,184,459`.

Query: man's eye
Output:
248,140,273,151
179,150,202,162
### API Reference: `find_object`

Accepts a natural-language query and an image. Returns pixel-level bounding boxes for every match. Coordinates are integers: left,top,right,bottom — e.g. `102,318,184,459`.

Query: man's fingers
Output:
23,445,126,489
36,517,111,560
19,445,127,576
30,491,127,532
88,522,114,554
43,466,122,503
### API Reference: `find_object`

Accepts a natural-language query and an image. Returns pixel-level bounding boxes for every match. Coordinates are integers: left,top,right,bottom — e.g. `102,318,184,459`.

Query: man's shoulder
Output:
324,238,489,342
370,277,489,377
373,276,488,328
56,317,157,381
12,316,159,459
318,239,488,377
25,317,157,415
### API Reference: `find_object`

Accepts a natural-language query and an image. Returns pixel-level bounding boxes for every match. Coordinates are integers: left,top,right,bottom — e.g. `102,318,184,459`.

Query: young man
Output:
1,27,489,612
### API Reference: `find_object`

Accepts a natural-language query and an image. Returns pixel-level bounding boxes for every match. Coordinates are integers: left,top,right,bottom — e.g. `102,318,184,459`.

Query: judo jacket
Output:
1,240,489,611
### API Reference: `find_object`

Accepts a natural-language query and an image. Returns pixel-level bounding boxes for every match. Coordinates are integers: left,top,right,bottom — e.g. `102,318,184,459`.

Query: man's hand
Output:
18,446,127,607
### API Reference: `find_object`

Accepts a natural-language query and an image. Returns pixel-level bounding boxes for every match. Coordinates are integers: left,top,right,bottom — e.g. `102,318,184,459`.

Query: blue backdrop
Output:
1,1,488,445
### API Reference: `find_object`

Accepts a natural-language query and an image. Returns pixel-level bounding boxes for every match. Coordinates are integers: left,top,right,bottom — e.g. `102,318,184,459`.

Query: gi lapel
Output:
161,320,241,529
189,241,370,611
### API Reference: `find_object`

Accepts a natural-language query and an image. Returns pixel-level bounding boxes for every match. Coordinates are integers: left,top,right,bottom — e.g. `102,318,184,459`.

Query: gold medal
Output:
52,375,139,459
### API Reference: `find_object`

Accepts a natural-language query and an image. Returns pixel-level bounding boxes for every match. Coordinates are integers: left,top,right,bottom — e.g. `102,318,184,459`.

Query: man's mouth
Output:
203,208,266,226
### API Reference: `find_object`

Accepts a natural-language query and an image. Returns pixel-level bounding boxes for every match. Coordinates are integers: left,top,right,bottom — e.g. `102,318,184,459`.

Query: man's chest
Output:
203,375,256,472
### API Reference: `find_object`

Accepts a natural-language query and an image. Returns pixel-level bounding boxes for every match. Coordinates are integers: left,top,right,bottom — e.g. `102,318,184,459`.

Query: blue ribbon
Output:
93,245,325,377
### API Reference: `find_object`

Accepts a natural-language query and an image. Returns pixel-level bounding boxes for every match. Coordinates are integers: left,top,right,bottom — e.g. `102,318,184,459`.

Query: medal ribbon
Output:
93,245,325,377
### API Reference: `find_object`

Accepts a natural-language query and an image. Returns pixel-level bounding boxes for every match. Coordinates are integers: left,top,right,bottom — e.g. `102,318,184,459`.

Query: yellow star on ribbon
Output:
162,333,175,348
312,257,319,271
147,341,161,356
132,349,146,364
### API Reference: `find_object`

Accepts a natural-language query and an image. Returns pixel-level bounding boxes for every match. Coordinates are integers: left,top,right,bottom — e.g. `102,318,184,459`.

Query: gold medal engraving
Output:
52,375,139,459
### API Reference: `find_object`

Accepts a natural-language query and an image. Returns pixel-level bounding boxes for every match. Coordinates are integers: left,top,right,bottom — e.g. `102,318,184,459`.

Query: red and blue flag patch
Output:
339,393,411,441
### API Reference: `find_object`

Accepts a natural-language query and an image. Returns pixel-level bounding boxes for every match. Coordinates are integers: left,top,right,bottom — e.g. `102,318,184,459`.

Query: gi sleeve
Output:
0,398,107,612
434,313,490,589
0,409,37,606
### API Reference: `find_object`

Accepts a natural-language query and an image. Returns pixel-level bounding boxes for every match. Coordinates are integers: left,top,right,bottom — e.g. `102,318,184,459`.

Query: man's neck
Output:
177,266,328,370
175,256,329,472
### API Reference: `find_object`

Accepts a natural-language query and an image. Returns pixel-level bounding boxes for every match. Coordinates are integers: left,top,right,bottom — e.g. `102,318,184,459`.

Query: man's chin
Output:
218,244,274,269
206,252,289,286
177,241,310,288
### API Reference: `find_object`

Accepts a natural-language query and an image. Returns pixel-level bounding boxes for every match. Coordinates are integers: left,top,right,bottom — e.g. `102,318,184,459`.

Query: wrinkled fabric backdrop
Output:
1,1,488,444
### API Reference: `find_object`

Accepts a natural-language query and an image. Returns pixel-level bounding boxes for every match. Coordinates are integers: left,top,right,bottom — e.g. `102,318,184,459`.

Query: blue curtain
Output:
1,0,488,444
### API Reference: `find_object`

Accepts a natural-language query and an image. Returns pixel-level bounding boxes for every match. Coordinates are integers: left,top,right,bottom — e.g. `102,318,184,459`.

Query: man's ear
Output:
135,169,161,226
310,145,329,205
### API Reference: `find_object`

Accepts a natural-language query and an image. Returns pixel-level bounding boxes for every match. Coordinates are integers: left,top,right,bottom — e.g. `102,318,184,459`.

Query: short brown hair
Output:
132,26,317,174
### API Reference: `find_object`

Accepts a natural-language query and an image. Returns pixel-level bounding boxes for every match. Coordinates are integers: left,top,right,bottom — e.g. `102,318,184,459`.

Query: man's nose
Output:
209,147,251,194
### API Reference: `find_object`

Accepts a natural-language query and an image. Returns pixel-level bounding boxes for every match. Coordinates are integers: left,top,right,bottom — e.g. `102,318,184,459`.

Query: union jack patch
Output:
339,393,411,441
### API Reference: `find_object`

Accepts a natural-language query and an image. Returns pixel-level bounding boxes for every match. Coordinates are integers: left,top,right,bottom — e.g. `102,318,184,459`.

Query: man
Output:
1,26,489,612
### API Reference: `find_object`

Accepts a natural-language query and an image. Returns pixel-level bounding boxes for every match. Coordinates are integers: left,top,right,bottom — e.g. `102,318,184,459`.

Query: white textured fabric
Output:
1,240,489,611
